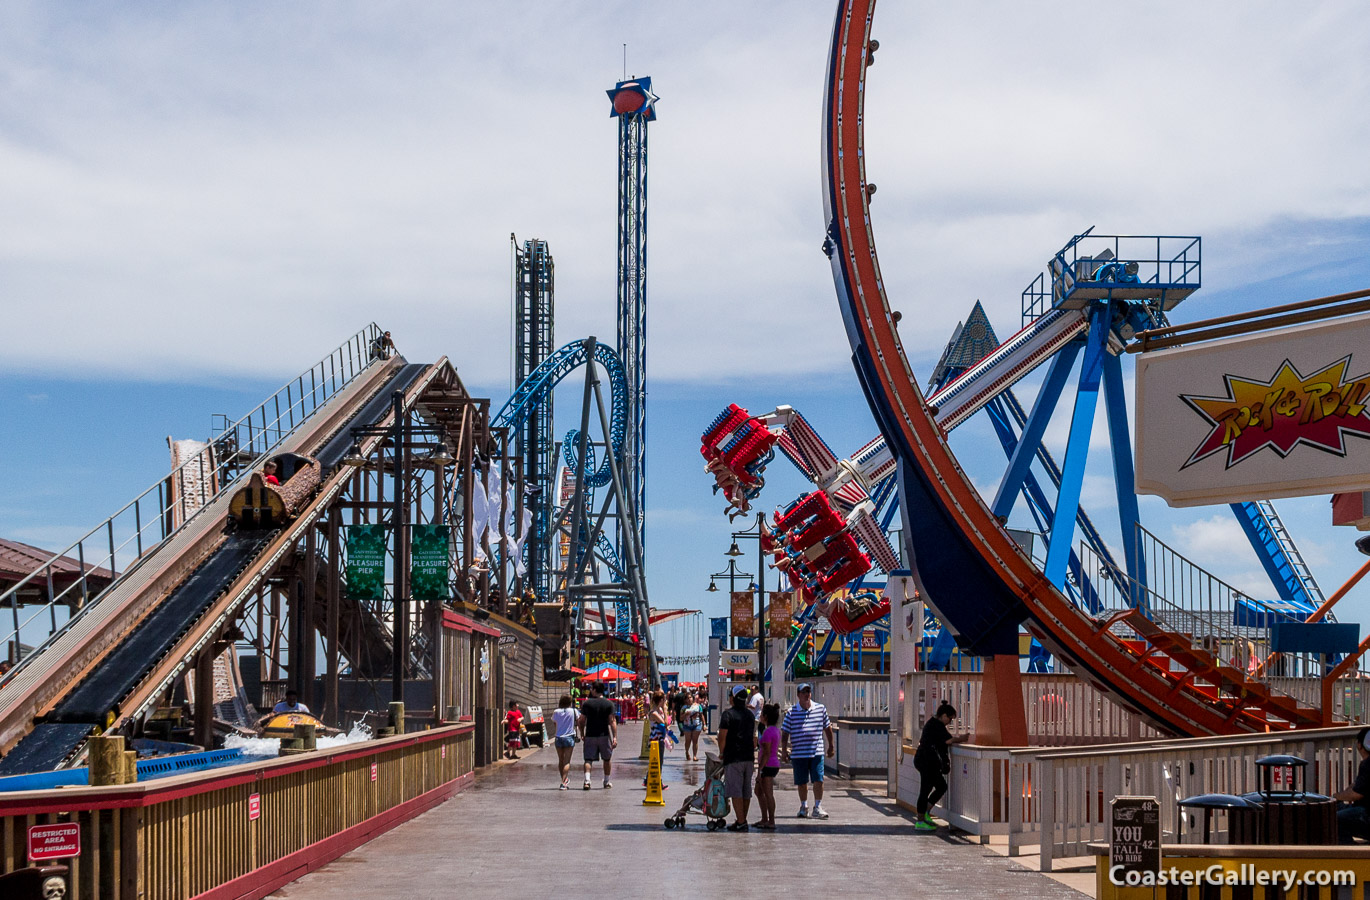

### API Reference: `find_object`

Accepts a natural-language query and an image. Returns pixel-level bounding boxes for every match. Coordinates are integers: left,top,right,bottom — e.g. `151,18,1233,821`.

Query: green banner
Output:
411,524,450,602
346,524,387,601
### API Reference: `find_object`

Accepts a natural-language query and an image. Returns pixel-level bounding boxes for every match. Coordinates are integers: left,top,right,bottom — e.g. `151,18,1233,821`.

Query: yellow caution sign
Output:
642,740,665,806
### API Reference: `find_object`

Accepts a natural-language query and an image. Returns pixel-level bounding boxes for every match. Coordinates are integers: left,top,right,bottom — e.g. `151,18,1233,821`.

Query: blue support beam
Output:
991,341,1081,520
1044,304,1113,588
1100,349,1148,609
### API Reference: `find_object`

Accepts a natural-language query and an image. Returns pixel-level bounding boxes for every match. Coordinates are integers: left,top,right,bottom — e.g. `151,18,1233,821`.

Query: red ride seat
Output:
827,598,891,634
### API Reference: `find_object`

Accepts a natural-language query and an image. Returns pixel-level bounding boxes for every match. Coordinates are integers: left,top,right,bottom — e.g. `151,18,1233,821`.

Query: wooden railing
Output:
0,724,474,900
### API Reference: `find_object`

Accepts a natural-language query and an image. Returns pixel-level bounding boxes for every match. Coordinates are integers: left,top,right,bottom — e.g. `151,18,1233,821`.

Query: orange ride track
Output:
821,0,1323,738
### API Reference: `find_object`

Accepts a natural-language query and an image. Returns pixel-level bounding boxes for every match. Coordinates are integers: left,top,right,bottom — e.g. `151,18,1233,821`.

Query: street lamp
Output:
707,559,753,620
729,512,771,698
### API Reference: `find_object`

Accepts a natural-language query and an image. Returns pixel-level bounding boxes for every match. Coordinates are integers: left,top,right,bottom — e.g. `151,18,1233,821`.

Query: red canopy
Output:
581,668,637,682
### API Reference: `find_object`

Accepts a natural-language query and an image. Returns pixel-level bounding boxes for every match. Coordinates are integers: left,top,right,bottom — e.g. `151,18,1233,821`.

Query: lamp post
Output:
729,512,770,698
706,559,753,651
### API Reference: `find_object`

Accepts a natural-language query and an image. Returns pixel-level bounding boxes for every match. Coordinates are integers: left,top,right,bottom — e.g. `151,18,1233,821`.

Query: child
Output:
754,703,781,829
504,701,524,760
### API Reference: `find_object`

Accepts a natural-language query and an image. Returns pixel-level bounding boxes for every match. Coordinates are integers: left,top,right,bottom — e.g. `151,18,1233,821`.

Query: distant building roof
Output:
0,538,114,595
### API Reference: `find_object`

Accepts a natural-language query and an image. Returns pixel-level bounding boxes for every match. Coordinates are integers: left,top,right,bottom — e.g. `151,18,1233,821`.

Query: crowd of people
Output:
504,679,971,834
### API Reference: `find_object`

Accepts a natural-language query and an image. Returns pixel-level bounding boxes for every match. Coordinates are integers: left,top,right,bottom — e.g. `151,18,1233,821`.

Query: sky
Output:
4,1,1370,667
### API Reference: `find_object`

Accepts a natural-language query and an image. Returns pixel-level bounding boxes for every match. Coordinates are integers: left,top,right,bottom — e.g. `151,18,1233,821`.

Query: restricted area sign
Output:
29,822,80,862
248,793,261,821
1109,796,1160,880
371,762,378,782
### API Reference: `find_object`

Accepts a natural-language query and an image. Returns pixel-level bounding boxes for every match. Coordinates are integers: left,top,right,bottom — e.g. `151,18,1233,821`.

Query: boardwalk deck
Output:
271,736,1085,899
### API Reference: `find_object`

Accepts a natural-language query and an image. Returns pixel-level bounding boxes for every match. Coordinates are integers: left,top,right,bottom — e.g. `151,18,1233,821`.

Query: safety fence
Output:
0,724,473,900
907,726,1361,872
902,671,1164,748
779,674,889,719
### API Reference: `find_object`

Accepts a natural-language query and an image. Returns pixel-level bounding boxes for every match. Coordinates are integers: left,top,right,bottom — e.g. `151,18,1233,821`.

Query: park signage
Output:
722,650,756,670
768,591,793,638
1109,796,1160,882
411,524,450,602
1136,312,1370,506
28,822,80,862
346,524,387,601
730,591,756,638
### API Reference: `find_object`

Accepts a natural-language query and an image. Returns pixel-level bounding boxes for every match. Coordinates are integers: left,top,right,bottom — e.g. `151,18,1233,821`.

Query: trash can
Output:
1178,793,1259,843
1232,754,1337,845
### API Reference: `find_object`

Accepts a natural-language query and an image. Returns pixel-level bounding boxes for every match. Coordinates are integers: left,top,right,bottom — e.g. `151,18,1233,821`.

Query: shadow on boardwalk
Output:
272,735,1086,900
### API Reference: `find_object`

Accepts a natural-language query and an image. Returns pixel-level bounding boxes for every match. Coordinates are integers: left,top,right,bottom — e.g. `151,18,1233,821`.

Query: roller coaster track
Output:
491,338,627,490
0,352,445,772
822,0,1322,734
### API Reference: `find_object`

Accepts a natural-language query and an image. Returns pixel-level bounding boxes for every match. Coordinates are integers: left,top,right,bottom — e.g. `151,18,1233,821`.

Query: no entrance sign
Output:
29,822,80,861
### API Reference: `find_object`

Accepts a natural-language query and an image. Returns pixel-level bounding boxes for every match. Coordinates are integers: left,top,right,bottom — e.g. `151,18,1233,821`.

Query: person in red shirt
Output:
262,461,281,485
504,701,524,759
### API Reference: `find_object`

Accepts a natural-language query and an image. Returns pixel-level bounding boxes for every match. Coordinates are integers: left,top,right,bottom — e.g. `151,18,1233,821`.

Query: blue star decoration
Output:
607,77,658,121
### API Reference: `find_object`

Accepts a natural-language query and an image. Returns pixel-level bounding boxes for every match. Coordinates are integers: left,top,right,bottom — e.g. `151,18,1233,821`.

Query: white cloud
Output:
0,2,1367,386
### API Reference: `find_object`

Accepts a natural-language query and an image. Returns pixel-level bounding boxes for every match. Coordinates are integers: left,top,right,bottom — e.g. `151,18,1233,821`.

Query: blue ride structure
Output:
607,76,657,563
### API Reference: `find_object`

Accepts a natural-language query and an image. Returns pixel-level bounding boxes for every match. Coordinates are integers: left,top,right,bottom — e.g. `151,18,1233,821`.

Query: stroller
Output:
663,752,729,830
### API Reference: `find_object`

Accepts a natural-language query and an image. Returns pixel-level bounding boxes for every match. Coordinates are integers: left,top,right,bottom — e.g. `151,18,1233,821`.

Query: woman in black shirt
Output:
914,703,967,830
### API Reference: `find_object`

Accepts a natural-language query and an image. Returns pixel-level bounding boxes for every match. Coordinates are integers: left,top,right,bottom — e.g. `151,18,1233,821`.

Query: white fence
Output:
916,726,1363,871
902,671,1164,747
781,675,889,719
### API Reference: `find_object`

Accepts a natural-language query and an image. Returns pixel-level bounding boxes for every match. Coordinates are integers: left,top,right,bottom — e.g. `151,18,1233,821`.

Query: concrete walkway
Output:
271,732,1087,899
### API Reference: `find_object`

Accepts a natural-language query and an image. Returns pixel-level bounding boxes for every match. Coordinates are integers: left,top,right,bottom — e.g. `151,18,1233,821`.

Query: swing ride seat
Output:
826,597,891,634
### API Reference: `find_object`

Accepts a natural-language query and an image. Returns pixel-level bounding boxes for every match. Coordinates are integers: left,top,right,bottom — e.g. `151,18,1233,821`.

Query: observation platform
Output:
271,737,1086,899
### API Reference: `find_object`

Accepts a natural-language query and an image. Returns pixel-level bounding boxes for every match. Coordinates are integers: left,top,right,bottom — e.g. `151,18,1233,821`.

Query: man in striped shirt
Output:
781,683,834,819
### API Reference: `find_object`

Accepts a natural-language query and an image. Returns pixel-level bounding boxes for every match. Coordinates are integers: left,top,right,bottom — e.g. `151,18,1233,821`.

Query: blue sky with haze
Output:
4,2,1370,651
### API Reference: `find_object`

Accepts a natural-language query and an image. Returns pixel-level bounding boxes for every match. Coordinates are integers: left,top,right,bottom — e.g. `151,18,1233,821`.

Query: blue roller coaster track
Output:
492,339,628,490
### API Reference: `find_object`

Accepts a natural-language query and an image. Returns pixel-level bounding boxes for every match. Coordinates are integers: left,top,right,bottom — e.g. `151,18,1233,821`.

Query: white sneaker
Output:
582,779,591,791
603,780,613,789
797,805,808,818
812,805,829,819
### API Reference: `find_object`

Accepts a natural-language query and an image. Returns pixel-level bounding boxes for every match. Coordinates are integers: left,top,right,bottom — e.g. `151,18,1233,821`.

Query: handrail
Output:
1129,286,1370,353
0,324,385,685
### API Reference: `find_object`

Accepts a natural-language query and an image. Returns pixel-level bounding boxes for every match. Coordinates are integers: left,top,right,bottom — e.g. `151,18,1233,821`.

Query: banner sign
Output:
730,591,755,638
586,651,632,670
768,591,793,638
410,524,450,602
721,650,756,670
710,616,729,639
1136,312,1370,506
346,524,387,601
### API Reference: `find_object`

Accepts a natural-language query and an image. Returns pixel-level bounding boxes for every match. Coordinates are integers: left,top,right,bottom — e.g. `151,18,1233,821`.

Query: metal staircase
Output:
1230,500,1328,619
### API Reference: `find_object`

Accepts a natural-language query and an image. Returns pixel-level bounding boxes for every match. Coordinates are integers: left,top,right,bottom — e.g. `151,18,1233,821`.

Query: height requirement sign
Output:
1136,312,1370,506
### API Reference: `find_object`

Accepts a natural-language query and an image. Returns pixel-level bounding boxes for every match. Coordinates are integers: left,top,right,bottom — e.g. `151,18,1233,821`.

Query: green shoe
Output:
914,820,938,832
